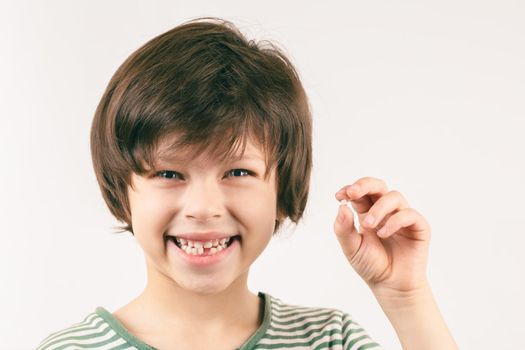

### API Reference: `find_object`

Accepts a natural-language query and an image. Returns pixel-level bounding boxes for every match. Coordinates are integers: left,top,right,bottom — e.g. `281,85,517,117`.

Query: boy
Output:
36,16,458,350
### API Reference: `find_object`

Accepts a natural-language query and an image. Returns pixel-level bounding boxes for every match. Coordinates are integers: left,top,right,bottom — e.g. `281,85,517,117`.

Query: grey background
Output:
1,0,524,348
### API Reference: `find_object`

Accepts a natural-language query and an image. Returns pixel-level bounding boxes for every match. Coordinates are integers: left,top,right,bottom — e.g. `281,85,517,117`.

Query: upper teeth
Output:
175,237,231,248
174,236,233,256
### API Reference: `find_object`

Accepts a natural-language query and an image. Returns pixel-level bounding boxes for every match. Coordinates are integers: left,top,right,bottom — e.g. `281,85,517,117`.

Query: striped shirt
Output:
36,291,383,350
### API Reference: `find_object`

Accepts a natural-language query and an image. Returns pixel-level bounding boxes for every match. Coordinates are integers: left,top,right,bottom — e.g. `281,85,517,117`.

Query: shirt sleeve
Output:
341,312,384,350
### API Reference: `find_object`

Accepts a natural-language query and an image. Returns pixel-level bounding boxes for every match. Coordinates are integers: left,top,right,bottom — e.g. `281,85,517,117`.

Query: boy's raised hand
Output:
333,177,431,297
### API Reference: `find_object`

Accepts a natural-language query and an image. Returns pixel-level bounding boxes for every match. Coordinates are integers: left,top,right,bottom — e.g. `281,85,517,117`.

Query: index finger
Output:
335,177,389,214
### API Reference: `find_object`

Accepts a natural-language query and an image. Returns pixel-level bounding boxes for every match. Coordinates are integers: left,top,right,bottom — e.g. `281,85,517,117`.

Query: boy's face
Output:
127,136,279,295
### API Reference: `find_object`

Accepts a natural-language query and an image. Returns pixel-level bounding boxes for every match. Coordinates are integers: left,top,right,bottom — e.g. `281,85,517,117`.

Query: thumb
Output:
333,204,362,261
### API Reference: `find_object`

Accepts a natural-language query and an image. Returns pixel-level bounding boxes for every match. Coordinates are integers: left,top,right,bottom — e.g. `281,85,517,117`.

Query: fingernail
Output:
349,184,360,194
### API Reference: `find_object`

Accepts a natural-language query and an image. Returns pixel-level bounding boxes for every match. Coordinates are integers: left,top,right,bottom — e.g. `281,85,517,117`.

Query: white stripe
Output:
38,313,99,346
49,320,111,337
343,327,382,350
341,317,383,350
271,312,343,331
62,337,130,350
309,331,344,350
41,322,115,350
346,334,384,350
259,346,313,350
271,298,318,312
264,321,342,341
272,306,343,320
36,313,102,349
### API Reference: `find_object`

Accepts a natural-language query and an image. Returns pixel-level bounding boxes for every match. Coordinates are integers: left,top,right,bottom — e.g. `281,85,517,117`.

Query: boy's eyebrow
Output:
232,154,264,161
157,152,264,162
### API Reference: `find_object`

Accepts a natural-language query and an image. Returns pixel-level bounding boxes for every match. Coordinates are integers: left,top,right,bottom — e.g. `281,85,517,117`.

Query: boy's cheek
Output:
128,185,276,230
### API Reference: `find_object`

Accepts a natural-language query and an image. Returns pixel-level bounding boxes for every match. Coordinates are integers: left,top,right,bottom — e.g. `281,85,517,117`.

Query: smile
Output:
168,235,239,256
167,235,240,267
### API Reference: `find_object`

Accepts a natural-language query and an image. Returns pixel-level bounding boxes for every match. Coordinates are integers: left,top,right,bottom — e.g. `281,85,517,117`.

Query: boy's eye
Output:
154,169,253,181
226,169,253,178
154,170,183,180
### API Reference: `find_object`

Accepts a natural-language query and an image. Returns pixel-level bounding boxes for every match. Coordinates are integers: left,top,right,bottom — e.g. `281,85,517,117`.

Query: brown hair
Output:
90,16,312,235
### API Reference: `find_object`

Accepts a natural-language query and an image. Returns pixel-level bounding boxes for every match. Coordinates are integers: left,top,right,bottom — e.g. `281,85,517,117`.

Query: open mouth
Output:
166,235,241,256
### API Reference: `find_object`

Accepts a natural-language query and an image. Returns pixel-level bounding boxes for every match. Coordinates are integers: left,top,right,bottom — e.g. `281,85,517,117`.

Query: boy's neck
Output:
115,269,262,337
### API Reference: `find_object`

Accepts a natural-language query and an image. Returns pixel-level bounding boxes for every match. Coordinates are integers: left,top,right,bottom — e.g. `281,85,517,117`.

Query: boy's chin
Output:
179,280,238,296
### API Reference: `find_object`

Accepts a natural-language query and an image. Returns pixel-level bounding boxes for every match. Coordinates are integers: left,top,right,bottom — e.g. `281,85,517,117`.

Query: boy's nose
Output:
182,182,225,221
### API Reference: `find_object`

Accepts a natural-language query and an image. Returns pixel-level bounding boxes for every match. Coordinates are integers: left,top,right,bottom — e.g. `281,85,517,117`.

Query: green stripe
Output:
107,342,138,350
253,337,344,349
37,313,100,347
96,307,156,350
272,303,324,311
237,292,272,350
314,338,344,349
351,342,383,350
39,322,114,350
37,317,108,349
272,308,341,319
36,291,383,350
263,325,367,343
271,312,343,326
269,319,360,335
345,334,381,350
342,319,364,336
53,333,123,350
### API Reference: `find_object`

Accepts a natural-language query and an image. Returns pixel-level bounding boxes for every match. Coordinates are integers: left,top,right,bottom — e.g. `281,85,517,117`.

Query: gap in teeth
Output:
174,237,233,256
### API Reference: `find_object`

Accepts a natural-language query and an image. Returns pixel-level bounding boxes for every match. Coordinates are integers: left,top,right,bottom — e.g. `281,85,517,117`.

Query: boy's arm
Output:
333,177,459,350
372,284,459,350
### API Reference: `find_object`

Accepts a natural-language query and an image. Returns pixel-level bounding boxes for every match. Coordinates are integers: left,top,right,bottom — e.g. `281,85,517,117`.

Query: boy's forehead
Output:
155,137,266,163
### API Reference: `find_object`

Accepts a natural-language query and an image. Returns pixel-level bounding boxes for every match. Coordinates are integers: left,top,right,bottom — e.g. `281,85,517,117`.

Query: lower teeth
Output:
172,237,235,256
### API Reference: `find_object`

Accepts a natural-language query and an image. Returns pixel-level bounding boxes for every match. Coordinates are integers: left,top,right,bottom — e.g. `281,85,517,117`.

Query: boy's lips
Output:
167,234,239,266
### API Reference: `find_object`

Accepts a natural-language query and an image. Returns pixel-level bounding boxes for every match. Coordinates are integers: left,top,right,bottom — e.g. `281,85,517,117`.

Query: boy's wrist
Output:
370,280,433,310
370,282,459,350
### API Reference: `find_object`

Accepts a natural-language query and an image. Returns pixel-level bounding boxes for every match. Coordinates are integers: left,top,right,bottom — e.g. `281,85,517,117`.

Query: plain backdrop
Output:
1,0,524,349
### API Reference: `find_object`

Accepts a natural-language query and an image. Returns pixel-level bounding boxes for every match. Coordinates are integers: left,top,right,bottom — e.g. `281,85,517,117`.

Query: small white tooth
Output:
175,237,182,243
197,246,204,255
194,242,203,249
180,238,187,245
191,247,197,255
188,241,194,248
204,241,213,248
210,247,217,254
216,245,223,252
219,238,226,245
184,246,191,253
213,239,219,247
